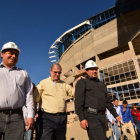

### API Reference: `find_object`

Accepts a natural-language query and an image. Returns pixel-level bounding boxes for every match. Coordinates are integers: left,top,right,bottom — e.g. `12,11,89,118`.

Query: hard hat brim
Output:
1,48,21,53
85,66,98,70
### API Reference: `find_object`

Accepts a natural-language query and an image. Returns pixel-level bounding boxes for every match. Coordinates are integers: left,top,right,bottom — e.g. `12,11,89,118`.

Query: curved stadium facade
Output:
49,1,140,139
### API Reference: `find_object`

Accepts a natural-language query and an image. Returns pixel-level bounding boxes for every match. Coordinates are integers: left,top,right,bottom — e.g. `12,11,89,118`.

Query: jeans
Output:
136,121,140,134
109,122,121,140
0,112,24,140
25,129,32,140
39,112,67,140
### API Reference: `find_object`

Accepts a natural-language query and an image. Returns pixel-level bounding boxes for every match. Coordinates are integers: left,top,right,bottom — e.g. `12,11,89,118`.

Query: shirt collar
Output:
86,75,99,81
0,62,18,70
114,105,119,108
49,76,61,83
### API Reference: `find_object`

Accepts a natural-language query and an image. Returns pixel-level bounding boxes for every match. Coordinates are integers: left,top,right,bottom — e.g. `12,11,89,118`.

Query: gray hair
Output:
50,63,62,71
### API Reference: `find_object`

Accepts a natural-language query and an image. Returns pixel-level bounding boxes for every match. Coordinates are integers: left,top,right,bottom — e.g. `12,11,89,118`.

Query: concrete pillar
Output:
128,41,140,82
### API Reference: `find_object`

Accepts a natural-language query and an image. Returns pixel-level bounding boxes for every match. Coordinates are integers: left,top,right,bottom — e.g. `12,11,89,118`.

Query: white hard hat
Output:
85,60,98,70
1,42,21,53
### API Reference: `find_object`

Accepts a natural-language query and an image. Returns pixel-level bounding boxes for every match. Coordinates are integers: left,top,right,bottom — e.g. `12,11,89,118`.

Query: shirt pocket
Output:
15,74,25,86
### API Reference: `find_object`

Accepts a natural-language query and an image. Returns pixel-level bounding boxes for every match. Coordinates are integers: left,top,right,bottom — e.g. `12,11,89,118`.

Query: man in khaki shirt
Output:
34,63,74,140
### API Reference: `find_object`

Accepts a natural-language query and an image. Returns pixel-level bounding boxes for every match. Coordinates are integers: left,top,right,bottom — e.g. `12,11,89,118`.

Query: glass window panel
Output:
105,78,109,83
125,73,131,81
128,84,134,90
113,65,117,70
134,83,139,89
110,76,115,82
131,71,137,79
123,62,128,67
136,90,140,96
111,81,115,84
122,85,128,91
128,60,133,66
129,64,135,70
104,69,107,73
114,70,118,75
103,74,108,78
120,74,125,79
108,67,112,71
116,80,120,83
117,86,123,91
106,82,110,86
109,71,113,76
115,75,119,80
124,67,129,73
118,64,122,69
112,87,117,92
118,68,124,74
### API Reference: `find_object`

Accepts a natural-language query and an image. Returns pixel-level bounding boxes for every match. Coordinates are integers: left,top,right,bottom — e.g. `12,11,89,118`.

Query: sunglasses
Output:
53,71,61,74
87,68,98,71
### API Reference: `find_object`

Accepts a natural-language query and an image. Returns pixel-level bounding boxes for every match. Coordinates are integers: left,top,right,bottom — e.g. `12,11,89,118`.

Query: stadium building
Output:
49,0,140,139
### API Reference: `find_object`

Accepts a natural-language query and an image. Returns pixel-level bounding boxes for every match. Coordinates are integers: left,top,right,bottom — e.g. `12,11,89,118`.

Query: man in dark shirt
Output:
75,60,121,140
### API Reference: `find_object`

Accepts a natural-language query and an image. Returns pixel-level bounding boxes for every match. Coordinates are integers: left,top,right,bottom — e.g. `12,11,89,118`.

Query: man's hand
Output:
116,116,121,122
80,120,88,130
111,121,115,125
25,118,34,131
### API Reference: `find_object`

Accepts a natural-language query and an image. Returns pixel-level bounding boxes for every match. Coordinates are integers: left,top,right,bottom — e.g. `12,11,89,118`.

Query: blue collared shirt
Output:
120,106,134,123
0,63,34,118
106,105,123,123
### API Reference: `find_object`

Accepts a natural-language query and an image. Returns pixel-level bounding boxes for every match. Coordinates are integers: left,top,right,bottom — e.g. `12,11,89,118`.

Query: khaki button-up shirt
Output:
34,77,73,113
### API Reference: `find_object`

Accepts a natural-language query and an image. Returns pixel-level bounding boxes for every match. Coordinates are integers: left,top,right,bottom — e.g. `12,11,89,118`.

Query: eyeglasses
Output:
53,71,61,74
87,68,98,71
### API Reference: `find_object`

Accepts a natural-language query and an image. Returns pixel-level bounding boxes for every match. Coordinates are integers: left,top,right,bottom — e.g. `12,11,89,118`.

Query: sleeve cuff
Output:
27,111,34,118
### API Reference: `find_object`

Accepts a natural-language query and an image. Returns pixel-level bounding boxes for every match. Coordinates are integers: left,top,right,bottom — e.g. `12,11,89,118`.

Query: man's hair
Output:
50,63,62,71
113,98,118,102
1,49,19,53
132,103,137,107
123,100,128,104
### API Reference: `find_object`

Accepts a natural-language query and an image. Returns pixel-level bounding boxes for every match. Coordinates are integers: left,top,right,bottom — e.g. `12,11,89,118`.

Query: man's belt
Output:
44,111,66,116
0,108,22,115
87,107,105,115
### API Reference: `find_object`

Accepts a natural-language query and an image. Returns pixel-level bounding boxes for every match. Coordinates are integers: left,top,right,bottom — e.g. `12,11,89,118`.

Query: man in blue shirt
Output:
120,100,136,140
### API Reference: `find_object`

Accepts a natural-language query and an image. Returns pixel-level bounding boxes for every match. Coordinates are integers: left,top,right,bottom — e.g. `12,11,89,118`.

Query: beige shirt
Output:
34,77,73,113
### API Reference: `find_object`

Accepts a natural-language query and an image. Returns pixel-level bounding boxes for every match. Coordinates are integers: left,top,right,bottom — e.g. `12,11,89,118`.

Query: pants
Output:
135,121,140,134
86,112,106,140
0,112,24,140
24,129,33,140
39,112,67,140
109,122,121,140
122,121,136,140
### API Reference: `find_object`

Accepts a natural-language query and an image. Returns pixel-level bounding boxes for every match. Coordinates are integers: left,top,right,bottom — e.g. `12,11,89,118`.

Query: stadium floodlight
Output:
50,45,57,49
49,51,56,54
51,60,57,63
49,55,56,59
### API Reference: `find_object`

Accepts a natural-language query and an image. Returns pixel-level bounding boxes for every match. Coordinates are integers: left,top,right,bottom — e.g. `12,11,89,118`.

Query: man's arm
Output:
105,92,121,122
75,78,88,130
118,106,123,123
33,82,44,103
106,109,113,123
24,73,34,130
74,79,86,122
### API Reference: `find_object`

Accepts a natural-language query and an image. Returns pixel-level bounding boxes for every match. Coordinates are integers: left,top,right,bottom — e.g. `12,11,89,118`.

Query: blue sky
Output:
0,0,115,85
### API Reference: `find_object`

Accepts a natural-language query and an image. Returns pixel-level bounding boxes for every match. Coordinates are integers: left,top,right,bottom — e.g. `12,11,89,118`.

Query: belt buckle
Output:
88,107,97,114
56,113,61,116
